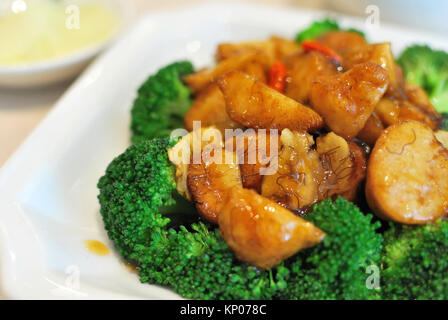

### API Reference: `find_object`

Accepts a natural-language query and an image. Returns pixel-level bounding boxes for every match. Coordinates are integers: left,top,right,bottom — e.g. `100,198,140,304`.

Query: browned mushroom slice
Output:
185,51,266,93
270,36,302,60
404,83,442,128
374,97,400,127
316,132,367,201
310,62,389,140
317,31,367,55
261,129,327,212
219,188,325,270
216,40,276,64
225,130,281,192
338,142,367,201
184,83,243,134
187,150,242,223
341,43,401,95
216,36,300,65
283,51,338,104
317,132,351,196
169,127,225,201
218,71,324,132
242,60,267,83
436,130,448,149
398,100,440,130
357,112,385,146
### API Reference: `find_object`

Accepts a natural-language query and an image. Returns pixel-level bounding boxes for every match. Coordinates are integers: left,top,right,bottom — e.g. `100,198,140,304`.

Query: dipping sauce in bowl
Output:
0,0,129,87
0,0,119,65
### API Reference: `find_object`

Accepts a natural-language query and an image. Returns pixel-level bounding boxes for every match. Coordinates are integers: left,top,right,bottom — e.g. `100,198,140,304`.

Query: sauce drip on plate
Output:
84,240,110,256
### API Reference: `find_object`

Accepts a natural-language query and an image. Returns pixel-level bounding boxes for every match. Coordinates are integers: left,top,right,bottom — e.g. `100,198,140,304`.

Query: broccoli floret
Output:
130,61,194,144
280,197,383,300
97,138,191,260
398,45,448,112
295,19,365,43
381,220,448,299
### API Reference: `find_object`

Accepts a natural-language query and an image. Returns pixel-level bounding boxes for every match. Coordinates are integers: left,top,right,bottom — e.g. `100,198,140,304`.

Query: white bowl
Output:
0,0,134,88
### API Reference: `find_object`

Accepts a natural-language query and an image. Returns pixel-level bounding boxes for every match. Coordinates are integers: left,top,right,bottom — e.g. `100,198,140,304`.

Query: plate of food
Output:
1,2,448,300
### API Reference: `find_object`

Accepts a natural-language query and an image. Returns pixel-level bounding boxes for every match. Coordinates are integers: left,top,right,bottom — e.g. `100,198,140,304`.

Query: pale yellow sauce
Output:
84,239,110,256
0,0,119,65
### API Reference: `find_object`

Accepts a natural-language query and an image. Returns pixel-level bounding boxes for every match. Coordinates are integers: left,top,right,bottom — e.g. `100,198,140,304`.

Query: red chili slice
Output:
301,40,343,65
269,61,287,93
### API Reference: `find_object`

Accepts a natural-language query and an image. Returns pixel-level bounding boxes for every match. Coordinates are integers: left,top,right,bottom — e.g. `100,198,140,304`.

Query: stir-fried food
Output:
283,51,338,104
340,43,400,94
218,70,324,131
310,62,389,140
261,129,327,212
316,132,367,201
181,28,448,267
99,18,448,300
225,130,281,192
219,188,325,270
366,121,448,224
184,83,243,134
216,36,300,65
185,51,267,92
187,149,242,223
317,31,367,54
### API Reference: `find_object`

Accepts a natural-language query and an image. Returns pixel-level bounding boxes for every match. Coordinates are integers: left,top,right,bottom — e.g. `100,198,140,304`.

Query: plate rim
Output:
1,1,448,299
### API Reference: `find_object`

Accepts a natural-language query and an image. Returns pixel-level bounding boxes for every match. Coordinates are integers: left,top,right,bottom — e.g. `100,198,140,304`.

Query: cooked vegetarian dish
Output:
98,19,448,299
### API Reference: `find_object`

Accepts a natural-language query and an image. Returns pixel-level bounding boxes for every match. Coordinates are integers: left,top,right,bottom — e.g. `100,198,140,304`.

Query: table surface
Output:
0,0,328,168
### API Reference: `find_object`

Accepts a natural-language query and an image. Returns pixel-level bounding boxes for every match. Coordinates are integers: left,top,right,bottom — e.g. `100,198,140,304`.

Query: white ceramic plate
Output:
1,2,448,300
0,0,134,88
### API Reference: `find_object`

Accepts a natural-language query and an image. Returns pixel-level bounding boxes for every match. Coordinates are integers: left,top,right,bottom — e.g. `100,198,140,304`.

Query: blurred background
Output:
1,0,447,167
